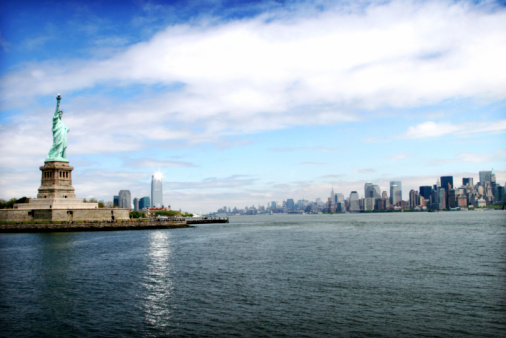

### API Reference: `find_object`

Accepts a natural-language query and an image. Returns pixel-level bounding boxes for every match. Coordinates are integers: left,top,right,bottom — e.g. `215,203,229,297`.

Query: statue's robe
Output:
46,113,69,161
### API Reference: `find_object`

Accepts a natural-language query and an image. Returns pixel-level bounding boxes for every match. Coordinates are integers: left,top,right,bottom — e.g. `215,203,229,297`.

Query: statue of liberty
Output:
46,94,69,162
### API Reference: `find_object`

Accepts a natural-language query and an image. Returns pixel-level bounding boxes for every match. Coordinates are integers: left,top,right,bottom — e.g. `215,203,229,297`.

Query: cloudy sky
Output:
1,0,505,213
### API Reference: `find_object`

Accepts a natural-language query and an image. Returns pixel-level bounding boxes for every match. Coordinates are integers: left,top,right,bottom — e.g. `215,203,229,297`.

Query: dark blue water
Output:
1,212,505,337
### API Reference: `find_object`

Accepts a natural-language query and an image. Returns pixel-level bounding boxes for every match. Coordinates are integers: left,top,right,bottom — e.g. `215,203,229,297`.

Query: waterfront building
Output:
390,181,402,206
495,186,505,202
113,195,119,207
336,202,345,212
118,190,131,209
409,189,419,208
448,189,457,208
151,173,163,208
375,198,386,210
440,176,453,209
349,191,360,212
364,197,374,211
139,196,150,210
287,199,295,210
133,197,139,211
437,189,446,210
457,195,468,208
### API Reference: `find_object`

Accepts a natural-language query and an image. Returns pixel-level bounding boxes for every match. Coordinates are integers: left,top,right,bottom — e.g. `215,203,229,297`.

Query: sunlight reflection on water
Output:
142,230,174,329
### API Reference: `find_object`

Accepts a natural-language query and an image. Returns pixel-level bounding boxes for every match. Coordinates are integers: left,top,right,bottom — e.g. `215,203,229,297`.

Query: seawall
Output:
0,220,190,233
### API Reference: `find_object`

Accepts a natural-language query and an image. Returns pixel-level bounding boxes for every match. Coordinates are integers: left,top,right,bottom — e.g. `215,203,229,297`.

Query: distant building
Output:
462,177,474,187
151,173,163,208
113,195,119,207
419,186,432,203
440,176,454,209
390,181,402,206
437,189,446,210
479,171,492,186
349,191,360,212
364,197,375,211
409,189,419,208
382,191,388,199
364,182,373,198
139,196,150,210
440,176,453,191
286,199,295,210
118,190,131,209
133,197,139,211
372,185,381,198
448,189,457,208
457,195,468,208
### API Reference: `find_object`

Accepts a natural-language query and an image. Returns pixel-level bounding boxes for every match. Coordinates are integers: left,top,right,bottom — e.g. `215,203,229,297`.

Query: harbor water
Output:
1,211,505,336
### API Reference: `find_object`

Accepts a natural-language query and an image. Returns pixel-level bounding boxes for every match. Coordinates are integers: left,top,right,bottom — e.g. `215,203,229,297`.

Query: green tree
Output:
0,197,29,209
154,210,181,217
129,211,146,218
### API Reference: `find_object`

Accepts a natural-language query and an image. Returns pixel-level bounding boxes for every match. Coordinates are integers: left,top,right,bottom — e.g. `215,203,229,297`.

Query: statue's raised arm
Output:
54,94,61,117
45,94,70,162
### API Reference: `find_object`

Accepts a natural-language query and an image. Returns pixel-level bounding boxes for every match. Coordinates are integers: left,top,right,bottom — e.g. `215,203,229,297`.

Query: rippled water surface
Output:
1,212,505,337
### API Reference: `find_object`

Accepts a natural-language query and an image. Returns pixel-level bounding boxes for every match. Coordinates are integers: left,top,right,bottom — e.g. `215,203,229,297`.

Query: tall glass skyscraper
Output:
390,181,402,205
151,173,163,208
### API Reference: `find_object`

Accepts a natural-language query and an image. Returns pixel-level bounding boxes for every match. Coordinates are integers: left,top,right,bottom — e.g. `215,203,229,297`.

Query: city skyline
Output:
214,169,504,214
1,1,505,214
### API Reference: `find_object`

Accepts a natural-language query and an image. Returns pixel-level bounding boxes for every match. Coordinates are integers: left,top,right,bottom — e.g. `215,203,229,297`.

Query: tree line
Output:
0,197,29,209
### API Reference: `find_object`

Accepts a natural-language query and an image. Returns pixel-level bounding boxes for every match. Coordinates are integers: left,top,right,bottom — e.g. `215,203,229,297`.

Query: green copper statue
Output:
45,94,69,162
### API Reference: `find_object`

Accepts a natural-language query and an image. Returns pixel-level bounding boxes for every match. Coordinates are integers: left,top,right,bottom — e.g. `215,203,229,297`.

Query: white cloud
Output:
389,153,410,160
400,119,506,139
2,1,506,141
401,121,461,138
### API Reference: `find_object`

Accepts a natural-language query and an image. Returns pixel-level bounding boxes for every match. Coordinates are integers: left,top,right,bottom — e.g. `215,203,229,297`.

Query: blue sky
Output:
1,0,505,213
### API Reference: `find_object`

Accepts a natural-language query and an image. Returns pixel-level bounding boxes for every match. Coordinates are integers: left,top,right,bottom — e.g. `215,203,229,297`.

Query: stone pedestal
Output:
14,161,98,210
37,161,76,199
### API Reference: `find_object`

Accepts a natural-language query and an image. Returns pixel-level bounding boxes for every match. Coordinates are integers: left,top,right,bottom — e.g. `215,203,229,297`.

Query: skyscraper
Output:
479,171,492,186
390,181,402,205
151,173,163,208
462,177,474,187
118,190,131,209
364,182,373,198
349,191,360,212
439,176,454,209
419,186,432,202
286,198,295,210
372,185,381,198
440,176,454,191
139,196,150,210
